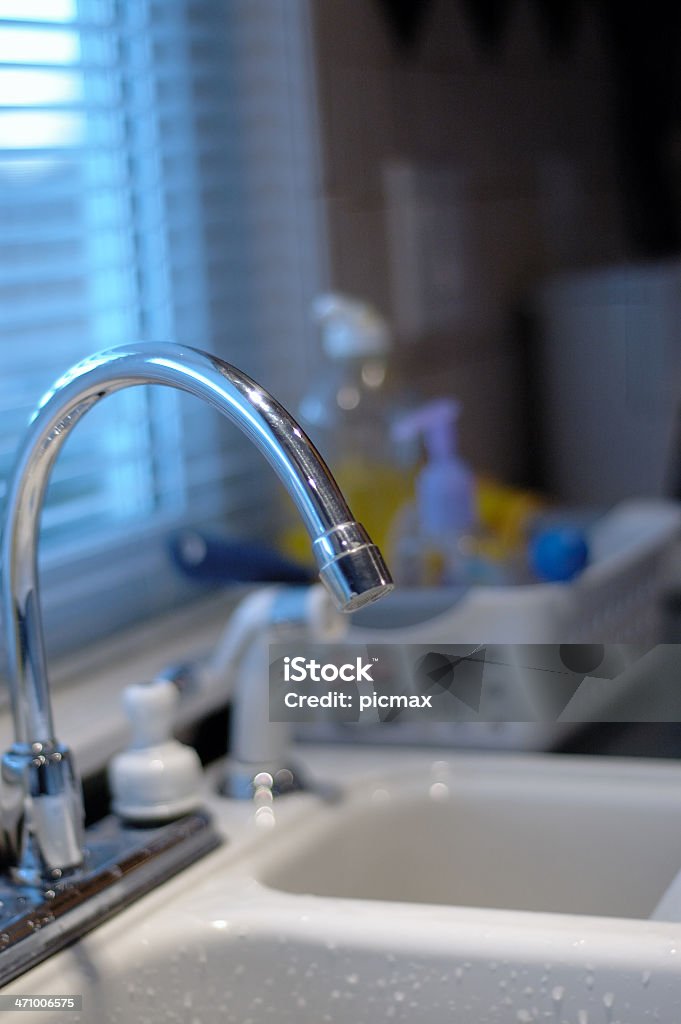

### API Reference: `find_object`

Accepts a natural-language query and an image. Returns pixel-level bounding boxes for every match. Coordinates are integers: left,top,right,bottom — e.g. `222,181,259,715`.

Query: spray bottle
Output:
282,293,413,562
390,399,484,585
299,292,391,437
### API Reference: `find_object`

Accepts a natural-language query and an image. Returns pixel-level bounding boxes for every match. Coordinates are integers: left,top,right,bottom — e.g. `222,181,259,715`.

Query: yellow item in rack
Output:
476,477,545,555
280,456,414,566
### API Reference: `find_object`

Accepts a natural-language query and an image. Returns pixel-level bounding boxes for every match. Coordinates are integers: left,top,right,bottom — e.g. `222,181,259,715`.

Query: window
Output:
0,0,324,654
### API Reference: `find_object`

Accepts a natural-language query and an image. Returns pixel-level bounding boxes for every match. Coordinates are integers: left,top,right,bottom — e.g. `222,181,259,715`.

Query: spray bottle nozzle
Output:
311,293,390,360
392,398,461,461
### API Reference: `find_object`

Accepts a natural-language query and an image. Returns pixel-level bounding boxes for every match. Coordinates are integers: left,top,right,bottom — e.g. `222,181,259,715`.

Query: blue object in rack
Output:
529,526,589,583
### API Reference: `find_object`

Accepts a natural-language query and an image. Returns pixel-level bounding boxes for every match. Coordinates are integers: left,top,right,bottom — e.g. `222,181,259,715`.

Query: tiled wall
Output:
307,0,625,481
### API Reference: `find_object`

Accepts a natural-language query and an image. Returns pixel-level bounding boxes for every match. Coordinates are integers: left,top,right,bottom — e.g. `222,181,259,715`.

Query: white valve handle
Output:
109,678,203,822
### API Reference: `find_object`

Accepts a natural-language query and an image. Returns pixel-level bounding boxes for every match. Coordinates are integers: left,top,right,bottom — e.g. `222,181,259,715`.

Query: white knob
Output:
109,678,203,823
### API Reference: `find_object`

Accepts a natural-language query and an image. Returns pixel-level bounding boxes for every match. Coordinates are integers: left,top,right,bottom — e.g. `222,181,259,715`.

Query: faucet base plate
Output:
0,809,221,987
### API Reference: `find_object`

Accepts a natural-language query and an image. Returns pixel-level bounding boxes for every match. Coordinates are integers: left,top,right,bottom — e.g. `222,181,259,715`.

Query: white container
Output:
535,261,681,505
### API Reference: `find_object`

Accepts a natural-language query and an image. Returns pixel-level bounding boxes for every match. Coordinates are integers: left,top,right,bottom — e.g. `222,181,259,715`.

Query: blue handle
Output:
168,529,315,585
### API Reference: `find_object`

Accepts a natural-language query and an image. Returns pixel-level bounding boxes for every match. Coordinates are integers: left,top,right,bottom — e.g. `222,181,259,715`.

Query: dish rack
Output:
302,499,680,752
349,499,681,645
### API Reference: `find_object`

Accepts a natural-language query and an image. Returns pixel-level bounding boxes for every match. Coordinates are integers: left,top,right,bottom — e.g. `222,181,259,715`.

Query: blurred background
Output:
1,0,681,754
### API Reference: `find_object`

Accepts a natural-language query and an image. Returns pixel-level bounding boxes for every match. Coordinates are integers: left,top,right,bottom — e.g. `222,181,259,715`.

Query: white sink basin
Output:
5,748,681,1022
261,755,681,918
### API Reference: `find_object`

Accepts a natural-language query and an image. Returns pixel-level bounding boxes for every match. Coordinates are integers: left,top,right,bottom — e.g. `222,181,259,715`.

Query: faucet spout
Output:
1,343,393,881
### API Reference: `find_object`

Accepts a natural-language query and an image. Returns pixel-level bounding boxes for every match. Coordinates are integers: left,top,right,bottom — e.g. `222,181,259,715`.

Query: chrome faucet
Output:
1,343,393,890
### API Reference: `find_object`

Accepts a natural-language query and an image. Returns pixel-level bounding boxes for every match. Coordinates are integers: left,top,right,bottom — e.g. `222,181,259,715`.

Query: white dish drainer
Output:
305,499,681,751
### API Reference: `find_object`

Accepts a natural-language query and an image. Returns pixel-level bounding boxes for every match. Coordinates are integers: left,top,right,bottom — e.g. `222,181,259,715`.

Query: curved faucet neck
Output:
0,343,392,881
2,343,392,748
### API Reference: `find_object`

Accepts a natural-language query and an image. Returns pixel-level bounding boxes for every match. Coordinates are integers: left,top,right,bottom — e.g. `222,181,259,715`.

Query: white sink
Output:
261,755,681,918
5,748,681,1022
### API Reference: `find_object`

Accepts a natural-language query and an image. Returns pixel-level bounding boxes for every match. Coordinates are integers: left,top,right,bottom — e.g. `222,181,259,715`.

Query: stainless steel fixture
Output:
0,342,393,982
0,811,218,988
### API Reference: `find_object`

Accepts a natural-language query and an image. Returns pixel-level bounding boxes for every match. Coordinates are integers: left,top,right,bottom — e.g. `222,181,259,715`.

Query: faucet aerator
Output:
317,535,394,612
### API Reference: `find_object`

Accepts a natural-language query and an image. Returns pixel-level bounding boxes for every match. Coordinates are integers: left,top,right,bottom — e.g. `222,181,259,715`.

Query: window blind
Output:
0,0,325,652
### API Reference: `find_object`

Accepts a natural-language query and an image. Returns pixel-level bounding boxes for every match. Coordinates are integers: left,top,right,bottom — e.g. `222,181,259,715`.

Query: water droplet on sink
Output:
346,973,359,985
577,1012,589,1024
255,806,275,829
371,788,390,804
551,985,565,1003
603,991,615,1009
394,991,405,1002
642,970,652,987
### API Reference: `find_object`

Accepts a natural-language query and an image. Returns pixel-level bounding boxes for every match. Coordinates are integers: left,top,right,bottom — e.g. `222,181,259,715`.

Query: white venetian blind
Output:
0,0,323,645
